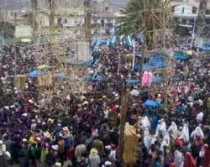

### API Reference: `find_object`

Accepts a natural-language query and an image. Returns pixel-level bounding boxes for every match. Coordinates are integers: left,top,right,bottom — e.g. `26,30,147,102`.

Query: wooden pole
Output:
118,88,129,166
49,0,55,35
84,0,91,48
31,0,38,34
139,45,145,87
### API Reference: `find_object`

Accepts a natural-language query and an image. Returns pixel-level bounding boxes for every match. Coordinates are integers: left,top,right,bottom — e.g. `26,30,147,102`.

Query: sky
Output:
0,0,128,10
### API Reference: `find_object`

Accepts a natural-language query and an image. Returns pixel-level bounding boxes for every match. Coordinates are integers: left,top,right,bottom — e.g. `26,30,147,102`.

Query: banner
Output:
15,75,27,87
15,26,33,38
38,73,52,86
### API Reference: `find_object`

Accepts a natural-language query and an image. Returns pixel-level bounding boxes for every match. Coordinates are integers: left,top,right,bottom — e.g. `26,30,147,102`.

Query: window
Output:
192,7,197,14
101,20,104,26
172,6,175,13
206,9,210,15
182,7,184,13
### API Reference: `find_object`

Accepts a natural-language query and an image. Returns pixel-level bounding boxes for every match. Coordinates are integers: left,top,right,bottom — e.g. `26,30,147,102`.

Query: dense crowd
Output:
0,38,209,167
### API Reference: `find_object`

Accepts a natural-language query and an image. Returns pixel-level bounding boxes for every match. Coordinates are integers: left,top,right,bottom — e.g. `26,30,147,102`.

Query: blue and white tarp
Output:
27,70,44,78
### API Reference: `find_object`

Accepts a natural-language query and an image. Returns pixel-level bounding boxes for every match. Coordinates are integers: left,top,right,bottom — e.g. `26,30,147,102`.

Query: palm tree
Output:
196,0,207,36
117,0,171,50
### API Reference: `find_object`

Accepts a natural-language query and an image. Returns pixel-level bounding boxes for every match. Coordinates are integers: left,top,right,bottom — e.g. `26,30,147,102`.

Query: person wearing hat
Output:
54,162,62,167
40,143,49,166
92,137,105,158
62,127,73,160
46,146,57,167
89,148,100,167
75,141,87,165
57,135,65,165
0,140,11,167
109,144,117,161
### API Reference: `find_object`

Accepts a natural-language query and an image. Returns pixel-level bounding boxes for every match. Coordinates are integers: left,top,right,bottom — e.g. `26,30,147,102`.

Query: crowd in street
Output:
0,37,209,167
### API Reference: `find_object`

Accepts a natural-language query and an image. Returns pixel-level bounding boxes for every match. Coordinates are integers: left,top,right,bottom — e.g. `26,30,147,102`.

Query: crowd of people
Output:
0,37,209,167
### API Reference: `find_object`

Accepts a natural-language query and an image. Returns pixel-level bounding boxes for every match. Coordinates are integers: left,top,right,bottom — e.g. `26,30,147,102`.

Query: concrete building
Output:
170,0,210,28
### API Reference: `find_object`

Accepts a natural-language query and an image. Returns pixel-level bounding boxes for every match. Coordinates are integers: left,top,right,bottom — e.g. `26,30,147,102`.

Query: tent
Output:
173,52,191,60
143,100,161,109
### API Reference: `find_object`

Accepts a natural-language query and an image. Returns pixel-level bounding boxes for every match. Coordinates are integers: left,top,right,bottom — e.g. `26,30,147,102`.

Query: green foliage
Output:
116,0,171,49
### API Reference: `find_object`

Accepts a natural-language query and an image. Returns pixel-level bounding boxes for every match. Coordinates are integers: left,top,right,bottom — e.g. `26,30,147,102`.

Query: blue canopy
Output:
27,70,44,78
106,39,110,46
143,100,161,109
173,52,190,60
126,36,133,46
111,36,116,44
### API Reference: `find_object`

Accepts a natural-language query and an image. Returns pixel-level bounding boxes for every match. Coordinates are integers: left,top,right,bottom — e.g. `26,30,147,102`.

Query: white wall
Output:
173,4,195,15
63,16,84,27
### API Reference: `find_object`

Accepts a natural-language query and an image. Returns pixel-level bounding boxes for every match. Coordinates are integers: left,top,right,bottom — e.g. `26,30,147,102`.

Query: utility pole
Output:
118,88,129,166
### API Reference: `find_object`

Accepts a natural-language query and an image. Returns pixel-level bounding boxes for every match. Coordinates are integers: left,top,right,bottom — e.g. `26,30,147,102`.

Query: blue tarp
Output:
197,46,210,51
126,79,140,84
152,76,163,83
143,100,161,109
173,52,191,60
83,77,106,82
27,70,44,78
